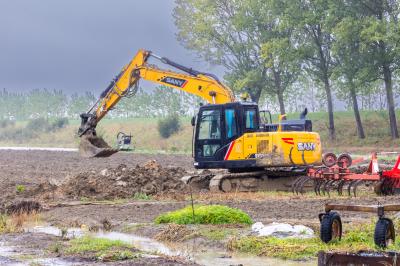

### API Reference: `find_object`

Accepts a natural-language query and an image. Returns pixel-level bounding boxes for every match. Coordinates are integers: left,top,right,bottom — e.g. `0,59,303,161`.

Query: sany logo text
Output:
297,142,315,151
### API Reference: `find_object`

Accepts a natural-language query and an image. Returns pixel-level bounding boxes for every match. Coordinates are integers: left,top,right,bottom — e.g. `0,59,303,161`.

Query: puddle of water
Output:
194,250,315,266
25,226,84,238
0,244,18,256
31,258,77,266
95,231,176,256
0,241,77,266
0,245,25,266
25,225,316,266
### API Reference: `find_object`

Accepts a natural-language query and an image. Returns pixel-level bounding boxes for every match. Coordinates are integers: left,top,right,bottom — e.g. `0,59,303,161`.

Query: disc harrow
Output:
292,152,400,197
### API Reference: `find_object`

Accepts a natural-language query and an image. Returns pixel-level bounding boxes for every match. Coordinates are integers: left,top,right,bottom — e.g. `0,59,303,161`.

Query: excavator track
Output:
182,168,305,193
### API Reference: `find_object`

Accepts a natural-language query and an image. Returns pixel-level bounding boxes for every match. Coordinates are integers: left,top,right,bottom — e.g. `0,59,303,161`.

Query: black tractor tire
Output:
320,212,342,243
374,218,395,248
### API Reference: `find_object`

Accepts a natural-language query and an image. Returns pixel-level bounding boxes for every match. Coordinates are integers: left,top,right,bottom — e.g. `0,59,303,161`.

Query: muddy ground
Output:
1,150,399,265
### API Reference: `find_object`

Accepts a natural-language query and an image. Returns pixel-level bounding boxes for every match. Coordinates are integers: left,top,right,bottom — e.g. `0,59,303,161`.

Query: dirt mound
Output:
50,160,190,200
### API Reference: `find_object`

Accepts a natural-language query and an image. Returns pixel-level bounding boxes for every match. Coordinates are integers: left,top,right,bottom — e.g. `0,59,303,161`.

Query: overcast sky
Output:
0,0,221,94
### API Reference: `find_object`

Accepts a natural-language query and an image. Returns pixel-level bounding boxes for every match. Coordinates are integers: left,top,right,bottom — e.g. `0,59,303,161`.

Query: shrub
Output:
157,115,181,138
51,117,69,130
0,119,15,128
155,205,253,225
0,127,35,141
4,117,70,141
26,118,50,132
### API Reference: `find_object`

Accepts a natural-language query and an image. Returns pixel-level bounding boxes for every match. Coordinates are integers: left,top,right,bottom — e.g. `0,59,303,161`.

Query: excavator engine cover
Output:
79,134,118,158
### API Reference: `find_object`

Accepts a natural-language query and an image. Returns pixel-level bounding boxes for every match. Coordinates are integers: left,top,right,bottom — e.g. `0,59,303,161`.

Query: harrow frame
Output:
292,152,400,197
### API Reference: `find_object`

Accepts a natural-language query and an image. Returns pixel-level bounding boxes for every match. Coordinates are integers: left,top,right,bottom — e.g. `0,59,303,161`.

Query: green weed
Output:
155,205,253,225
15,184,26,193
97,250,138,262
67,236,132,254
132,192,153,201
66,236,137,261
49,242,63,254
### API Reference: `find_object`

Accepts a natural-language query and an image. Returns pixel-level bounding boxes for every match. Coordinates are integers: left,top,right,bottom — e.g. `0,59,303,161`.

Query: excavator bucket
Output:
79,135,118,158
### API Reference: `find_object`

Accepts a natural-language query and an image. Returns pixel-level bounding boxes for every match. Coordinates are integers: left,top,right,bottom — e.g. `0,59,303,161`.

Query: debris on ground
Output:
5,200,41,215
39,160,190,200
251,222,314,238
155,224,195,242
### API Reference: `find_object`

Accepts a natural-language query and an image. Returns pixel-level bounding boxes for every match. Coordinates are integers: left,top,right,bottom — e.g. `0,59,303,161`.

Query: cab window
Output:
245,109,257,129
199,110,221,140
225,109,237,139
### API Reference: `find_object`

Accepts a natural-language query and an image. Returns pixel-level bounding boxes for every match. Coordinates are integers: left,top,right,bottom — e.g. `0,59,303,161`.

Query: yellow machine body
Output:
225,131,322,167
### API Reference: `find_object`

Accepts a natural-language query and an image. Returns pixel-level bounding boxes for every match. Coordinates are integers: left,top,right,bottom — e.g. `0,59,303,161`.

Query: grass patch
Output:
155,205,253,225
228,221,393,260
132,192,153,201
0,214,22,233
199,227,239,241
67,236,132,253
0,212,40,234
66,236,138,261
121,223,147,233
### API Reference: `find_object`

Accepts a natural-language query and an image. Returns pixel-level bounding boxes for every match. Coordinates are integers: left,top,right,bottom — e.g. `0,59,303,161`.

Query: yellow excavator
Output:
78,49,322,192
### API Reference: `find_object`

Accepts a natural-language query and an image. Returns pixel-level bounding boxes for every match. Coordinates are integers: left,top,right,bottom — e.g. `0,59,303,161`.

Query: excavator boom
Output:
78,49,235,157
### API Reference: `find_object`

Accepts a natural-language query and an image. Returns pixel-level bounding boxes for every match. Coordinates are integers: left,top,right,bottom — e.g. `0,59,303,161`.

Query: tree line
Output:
0,83,395,123
174,0,400,139
0,89,96,120
0,87,201,120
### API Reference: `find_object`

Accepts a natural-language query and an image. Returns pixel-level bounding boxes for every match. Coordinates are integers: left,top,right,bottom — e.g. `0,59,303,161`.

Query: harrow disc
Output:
338,153,352,167
323,153,337,167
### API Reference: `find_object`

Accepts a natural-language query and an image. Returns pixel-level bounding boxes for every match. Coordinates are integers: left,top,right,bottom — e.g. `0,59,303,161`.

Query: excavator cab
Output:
193,103,320,170
194,102,260,168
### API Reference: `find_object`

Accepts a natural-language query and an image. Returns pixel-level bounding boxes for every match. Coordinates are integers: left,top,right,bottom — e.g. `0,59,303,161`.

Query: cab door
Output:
194,107,223,162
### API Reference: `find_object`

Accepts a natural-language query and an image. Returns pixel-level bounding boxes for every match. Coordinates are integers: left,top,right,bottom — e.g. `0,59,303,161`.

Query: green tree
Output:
332,15,370,139
174,0,267,103
174,0,302,113
352,0,400,138
244,0,302,114
287,0,339,140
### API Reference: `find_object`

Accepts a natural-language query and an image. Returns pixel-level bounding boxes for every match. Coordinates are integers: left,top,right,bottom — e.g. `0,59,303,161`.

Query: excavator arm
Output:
78,49,235,157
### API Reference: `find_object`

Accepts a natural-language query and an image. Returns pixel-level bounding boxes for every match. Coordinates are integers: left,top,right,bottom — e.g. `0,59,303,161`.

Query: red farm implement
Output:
292,152,400,197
